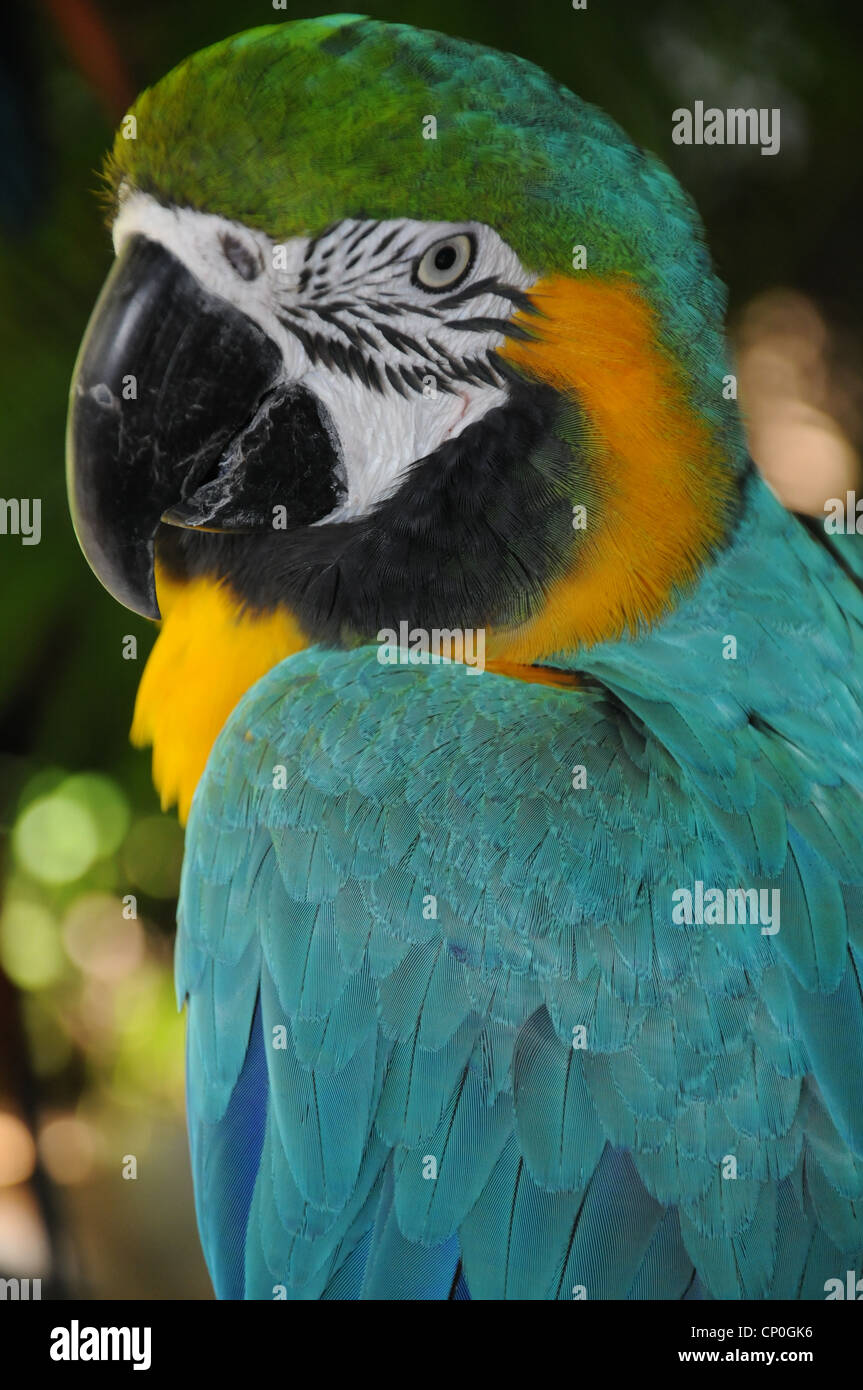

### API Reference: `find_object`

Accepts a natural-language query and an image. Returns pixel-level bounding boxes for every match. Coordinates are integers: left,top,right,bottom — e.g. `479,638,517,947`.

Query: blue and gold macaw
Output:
66,17,863,1299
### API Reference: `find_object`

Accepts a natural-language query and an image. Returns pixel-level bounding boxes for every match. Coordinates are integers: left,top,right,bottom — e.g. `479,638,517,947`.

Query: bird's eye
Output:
413,234,475,292
220,233,261,282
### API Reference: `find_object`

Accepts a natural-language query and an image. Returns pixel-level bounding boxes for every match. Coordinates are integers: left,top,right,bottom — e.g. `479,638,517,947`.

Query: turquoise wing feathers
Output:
178,475,863,1300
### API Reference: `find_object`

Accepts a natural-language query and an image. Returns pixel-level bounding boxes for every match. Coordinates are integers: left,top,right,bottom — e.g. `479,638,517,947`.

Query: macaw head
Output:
67,15,748,816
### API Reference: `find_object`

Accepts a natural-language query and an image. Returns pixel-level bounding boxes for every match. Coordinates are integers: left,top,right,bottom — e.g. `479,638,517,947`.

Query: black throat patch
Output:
156,378,582,645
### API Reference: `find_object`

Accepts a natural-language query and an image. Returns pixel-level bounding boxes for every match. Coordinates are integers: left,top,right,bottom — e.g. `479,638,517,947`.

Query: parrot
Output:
65,15,863,1301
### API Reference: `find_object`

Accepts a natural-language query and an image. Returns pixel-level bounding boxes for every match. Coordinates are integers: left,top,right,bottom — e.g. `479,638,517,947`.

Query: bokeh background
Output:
0,0,860,1299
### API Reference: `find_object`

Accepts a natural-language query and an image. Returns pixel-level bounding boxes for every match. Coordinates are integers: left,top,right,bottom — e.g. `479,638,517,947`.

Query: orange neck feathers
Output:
489,273,735,662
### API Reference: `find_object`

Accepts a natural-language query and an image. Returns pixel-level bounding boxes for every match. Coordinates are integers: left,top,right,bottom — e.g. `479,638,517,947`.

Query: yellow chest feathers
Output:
131,566,307,822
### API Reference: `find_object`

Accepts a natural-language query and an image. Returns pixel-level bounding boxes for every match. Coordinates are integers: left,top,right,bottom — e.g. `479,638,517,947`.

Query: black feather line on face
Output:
308,304,350,329
343,221,379,254
434,277,535,313
365,300,401,317
384,363,407,396
304,222,343,262
463,356,501,388
377,323,425,356
398,364,425,393
352,323,381,352
156,379,582,645
379,238,418,268
389,301,439,318
446,316,534,340
278,310,472,393
371,225,402,256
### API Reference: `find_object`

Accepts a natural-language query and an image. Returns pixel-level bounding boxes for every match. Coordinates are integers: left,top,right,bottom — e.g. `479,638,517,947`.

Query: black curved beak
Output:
66,235,343,618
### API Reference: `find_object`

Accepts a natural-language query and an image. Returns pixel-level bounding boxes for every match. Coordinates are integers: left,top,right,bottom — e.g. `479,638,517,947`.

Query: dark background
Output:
0,0,859,1298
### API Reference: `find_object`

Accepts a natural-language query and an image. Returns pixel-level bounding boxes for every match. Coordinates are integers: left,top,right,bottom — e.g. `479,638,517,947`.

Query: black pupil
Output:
433,244,458,272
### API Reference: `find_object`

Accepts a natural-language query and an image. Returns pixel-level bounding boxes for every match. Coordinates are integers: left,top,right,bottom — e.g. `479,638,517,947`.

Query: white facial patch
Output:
112,189,537,519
